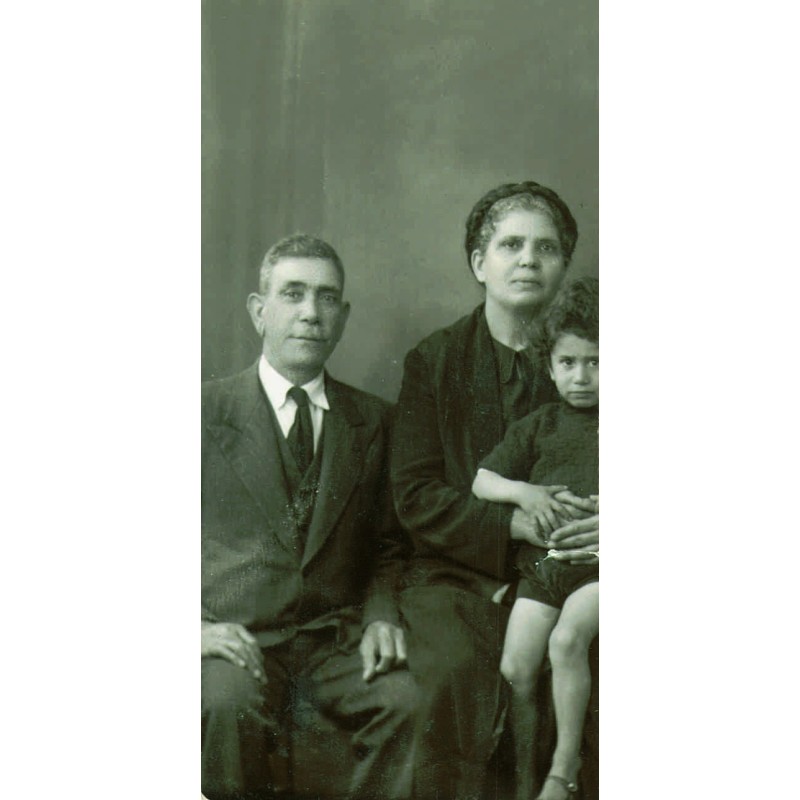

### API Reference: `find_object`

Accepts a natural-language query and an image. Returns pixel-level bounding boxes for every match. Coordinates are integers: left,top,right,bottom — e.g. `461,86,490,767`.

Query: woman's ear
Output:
470,249,486,284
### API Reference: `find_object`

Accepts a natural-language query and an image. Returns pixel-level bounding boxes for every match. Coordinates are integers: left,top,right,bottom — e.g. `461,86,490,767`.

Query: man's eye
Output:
590,359,599,367
320,294,339,305
282,290,302,300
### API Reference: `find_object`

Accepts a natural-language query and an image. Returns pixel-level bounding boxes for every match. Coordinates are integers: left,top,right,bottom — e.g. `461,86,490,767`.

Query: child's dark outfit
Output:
479,401,598,609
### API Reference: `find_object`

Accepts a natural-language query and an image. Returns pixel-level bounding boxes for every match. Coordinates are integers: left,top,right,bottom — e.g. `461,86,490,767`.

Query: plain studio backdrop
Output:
202,0,598,400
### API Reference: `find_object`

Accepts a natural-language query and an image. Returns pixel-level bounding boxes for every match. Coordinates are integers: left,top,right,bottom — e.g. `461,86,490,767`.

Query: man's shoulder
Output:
201,365,259,424
326,374,392,425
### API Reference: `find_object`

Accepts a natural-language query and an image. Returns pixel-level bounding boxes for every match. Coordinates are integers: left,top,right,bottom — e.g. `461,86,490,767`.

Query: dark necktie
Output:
287,386,314,475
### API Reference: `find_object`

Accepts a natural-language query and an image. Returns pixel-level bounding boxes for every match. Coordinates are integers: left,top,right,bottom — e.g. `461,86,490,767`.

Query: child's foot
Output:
535,774,578,800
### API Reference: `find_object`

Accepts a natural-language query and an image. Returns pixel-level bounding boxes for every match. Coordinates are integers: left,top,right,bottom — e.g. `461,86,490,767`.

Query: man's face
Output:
248,257,350,383
548,333,599,408
471,209,568,313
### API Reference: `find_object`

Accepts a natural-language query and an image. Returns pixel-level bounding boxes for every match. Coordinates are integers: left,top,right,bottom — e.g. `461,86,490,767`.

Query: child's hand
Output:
518,484,570,535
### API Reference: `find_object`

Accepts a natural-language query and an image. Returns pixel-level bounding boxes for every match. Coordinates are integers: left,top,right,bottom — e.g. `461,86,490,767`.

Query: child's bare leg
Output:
537,582,599,800
501,598,560,800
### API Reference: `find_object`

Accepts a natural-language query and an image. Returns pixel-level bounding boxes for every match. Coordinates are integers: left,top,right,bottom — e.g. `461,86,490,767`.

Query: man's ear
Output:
338,301,352,335
246,293,266,336
470,249,486,285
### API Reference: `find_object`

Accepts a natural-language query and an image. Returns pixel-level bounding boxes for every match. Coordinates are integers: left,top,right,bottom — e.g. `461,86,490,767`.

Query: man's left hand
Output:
359,621,407,682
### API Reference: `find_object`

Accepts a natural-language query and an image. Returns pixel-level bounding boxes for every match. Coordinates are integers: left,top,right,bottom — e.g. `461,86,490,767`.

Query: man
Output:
202,234,416,800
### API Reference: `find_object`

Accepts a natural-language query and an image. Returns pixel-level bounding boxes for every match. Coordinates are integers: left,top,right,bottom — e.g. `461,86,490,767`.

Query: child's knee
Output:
549,623,591,665
500,652,538,695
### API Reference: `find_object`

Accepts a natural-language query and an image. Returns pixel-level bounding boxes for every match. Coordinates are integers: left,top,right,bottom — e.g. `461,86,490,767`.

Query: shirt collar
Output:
258,355,330,411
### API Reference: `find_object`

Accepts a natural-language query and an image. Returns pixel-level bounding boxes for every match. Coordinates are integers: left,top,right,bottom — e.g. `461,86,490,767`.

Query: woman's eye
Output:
501,238,521,249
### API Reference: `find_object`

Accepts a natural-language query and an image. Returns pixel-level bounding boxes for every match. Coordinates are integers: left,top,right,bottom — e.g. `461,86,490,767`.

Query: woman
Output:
391,181,600,800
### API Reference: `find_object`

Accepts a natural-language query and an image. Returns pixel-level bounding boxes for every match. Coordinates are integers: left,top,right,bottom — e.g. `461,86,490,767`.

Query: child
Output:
472,276,599,800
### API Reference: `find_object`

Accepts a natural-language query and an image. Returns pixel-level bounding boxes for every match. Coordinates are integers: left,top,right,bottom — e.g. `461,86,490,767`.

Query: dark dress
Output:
479,401,599,608
392,306,597,800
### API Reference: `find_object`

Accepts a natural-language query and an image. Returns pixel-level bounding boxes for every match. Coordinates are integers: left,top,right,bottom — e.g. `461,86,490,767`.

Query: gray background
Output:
202,0,598,401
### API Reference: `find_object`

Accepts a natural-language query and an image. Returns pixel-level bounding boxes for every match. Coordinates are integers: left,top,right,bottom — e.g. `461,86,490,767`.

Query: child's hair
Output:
536,276,599,361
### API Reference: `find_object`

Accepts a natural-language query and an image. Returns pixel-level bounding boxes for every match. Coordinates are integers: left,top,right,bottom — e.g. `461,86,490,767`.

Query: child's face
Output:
549,333,599,408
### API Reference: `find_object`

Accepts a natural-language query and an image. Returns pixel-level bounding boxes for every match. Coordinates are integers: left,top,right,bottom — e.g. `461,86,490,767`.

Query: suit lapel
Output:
206,365,297,555
301,377,364,569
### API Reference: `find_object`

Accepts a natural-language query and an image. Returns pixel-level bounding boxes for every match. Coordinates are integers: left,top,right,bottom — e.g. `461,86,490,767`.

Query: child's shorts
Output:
515,545,598,610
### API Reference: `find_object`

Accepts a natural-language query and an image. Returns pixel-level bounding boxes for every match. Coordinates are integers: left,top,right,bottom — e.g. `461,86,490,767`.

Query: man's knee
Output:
371,668,420,725
202,657,267,720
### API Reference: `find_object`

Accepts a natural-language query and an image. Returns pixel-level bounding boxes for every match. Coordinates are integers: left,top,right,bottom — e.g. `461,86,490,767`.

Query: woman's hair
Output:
536,276,599,361
464,181,578,274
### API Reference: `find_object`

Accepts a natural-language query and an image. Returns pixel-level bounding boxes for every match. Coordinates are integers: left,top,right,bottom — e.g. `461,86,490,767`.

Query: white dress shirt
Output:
258,355,329,453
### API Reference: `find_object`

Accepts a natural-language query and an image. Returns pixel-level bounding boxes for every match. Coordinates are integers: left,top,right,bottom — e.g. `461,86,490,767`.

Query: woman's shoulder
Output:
410,305,485,360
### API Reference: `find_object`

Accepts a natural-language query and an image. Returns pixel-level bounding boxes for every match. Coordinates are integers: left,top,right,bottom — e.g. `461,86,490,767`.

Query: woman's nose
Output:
518,243,537,267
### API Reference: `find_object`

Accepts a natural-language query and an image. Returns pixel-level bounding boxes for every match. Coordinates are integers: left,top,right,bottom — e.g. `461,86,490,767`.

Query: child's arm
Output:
473,469,567,535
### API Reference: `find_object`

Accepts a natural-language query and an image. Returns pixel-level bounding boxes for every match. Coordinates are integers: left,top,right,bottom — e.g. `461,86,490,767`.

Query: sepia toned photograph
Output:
202,2,598,798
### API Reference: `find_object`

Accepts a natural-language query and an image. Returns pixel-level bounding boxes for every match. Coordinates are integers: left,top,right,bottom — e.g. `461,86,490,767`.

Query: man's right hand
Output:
201,621,266,684
509,507,549,548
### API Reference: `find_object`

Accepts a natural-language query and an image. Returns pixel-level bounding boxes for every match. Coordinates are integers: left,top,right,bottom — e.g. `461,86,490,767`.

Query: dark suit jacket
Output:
202,363,407,648
391,305,558,597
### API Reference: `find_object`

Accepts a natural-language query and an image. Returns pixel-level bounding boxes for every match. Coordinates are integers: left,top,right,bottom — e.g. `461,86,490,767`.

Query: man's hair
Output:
464,181,578,274
536,276,599,361
258,233,345,293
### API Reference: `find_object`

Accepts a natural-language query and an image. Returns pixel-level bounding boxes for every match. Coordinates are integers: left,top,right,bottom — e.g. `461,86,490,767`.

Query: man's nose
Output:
299,296,321,322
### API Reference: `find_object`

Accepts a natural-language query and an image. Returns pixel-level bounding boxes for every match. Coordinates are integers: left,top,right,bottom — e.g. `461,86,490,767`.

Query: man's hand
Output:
546,514,600,564
509,507,549,548
201,621,266,684
359,621,407,682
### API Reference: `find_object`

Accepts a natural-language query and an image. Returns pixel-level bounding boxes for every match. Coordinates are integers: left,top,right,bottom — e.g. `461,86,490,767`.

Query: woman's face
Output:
471,208,568,313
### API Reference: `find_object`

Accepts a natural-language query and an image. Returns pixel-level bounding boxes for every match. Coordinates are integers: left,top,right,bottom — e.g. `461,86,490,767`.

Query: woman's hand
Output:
553,489,598,517
546,513,600,564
